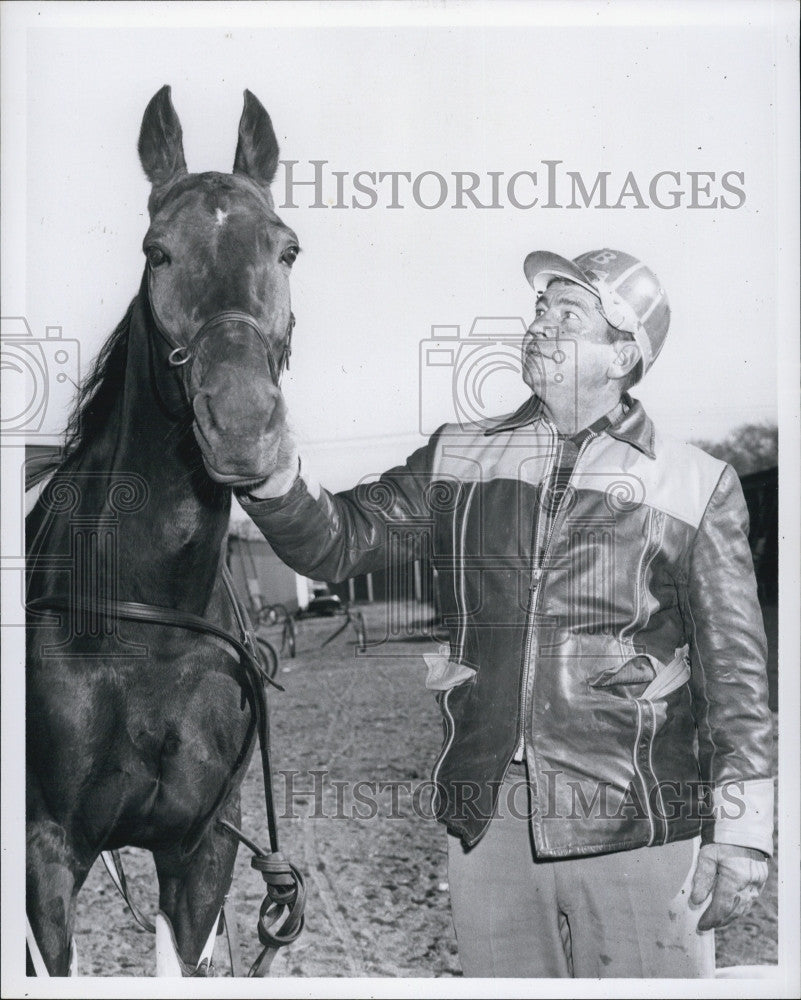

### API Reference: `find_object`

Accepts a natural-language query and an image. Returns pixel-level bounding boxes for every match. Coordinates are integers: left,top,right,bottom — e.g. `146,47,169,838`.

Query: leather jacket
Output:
241,396,774,857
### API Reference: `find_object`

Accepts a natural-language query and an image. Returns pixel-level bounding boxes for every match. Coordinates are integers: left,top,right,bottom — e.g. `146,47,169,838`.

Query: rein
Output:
27,567,305,975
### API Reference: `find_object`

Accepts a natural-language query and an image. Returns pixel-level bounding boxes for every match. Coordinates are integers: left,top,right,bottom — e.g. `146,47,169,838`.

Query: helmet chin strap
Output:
593,284,651,372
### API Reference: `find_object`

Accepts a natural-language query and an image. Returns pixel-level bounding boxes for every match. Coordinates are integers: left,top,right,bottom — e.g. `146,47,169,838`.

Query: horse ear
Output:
138,85,187,189
233,90,280,186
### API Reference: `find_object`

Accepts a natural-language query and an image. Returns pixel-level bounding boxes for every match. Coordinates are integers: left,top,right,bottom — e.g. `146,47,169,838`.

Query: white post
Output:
295,574,311,610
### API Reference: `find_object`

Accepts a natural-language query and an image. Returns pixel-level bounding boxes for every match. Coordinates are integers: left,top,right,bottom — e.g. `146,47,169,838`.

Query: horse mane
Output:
62,299,135,461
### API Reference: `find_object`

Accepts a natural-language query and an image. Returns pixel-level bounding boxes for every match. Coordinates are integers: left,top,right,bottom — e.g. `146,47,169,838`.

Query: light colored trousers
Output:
447,765,715,978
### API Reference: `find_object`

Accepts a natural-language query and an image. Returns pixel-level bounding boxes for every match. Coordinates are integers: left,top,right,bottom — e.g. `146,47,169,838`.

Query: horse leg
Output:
152,791,242,976
26,788,91,976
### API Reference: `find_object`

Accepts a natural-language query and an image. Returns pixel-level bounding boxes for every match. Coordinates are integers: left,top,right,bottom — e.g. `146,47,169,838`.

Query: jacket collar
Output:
606,394,656,458
483,392,656,459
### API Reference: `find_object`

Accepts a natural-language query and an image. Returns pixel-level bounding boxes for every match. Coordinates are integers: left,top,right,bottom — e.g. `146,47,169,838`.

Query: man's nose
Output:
528,319,559,339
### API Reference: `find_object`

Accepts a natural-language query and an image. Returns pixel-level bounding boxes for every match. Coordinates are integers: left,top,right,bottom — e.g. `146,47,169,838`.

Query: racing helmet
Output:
523,248,670,373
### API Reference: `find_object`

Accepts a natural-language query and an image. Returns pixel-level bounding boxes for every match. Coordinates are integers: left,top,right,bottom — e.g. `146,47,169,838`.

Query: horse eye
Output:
146,246,169,268
280,245,299,268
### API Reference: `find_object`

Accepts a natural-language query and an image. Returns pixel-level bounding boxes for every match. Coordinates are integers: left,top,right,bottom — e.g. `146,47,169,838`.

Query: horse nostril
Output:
191,391,220,434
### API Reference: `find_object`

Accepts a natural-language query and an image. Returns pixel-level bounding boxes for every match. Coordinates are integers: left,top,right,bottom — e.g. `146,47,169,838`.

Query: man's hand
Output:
243,449,299,499
689,843,769,932
237,414,299,500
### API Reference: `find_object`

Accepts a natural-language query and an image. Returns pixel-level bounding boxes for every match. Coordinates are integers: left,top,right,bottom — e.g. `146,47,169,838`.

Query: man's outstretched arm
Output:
236,428,443,585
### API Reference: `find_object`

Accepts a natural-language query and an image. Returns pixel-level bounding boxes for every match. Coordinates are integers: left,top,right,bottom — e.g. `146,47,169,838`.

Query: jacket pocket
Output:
589,644,690,701
589,654,658,690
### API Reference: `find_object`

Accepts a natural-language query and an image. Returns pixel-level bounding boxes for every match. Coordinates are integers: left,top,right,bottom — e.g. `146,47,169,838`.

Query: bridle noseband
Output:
148,271,295,394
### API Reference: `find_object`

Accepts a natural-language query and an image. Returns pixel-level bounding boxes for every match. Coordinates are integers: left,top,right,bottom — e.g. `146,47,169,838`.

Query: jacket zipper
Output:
514,575,542,760
453,482,477,663
514,433,594,761
514,432,559,759
431,482,476,817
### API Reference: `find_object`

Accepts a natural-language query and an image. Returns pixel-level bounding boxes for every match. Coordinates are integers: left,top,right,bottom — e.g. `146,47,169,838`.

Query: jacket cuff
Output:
235,455,301,503
712,777,775,856
237,456,324,510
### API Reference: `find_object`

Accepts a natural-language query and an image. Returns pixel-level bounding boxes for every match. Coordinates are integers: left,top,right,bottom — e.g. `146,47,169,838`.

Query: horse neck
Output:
40,288,232,615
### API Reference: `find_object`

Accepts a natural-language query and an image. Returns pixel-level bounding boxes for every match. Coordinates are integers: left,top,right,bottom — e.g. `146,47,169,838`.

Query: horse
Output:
25,86,303,976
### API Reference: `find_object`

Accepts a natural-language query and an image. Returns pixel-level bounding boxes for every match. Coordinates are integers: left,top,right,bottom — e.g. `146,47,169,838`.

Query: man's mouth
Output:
526,345,566,364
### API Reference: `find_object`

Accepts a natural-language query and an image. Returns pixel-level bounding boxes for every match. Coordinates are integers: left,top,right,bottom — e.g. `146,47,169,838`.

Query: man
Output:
237,248,774,978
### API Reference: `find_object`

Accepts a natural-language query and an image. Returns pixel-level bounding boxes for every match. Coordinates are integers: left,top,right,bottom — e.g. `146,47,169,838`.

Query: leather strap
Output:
148,267,294,394
101,850,156,934
27,593,283,693
26,583,283,856
222,905,245,977
217,819,306,975
27,573,306,973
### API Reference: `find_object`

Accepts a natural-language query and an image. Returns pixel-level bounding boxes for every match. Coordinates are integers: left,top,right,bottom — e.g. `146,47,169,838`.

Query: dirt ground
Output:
74,602,779,977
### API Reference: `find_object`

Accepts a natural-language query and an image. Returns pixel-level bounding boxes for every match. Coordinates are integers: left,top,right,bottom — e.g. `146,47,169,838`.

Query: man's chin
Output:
522,368,547,396
523,367,570,397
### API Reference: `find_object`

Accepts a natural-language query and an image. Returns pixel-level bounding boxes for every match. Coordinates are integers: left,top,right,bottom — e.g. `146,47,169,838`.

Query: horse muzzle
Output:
148,276,296,484
187,321,291,485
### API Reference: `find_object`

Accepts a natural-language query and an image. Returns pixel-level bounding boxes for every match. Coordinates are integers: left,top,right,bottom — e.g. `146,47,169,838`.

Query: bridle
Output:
166,310,294,387
147,268,295,394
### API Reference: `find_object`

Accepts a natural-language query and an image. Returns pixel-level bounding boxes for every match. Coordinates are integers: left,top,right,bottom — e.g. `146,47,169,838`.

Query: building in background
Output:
227,520,309,617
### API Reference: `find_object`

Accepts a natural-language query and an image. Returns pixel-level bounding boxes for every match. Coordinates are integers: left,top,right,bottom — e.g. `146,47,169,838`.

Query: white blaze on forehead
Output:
214,207,228,226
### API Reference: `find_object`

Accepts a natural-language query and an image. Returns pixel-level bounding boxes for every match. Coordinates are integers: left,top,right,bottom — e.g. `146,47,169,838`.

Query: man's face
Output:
521,279,619,401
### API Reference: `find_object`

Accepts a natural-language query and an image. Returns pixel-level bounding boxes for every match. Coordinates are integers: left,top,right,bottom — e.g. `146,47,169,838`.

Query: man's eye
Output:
145,246,169,268
281,245,300,267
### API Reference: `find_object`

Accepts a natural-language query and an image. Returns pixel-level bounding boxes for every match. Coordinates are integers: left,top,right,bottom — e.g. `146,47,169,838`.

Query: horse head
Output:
138,86,296,487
